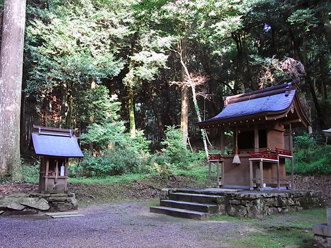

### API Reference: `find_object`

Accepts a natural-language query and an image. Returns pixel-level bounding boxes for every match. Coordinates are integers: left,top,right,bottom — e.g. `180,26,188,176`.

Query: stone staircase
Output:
150,191,224,220
150,187,324,219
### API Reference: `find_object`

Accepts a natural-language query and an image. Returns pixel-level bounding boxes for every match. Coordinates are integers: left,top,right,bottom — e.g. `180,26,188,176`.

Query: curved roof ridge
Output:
196,82,310,128
225,82,293,106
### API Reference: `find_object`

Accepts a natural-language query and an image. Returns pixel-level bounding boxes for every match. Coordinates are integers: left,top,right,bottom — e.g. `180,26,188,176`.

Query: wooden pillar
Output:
259,160,264,190
45,158,49,193
290,124,294,189
254,125,259,152
220,127,225,155
249,160,253,190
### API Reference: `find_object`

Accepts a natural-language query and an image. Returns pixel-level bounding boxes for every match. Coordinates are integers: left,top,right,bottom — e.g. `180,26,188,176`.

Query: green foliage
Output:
22,0,331,168
74,84,152,177
73,125,205,178
160,126,200,169
79,86,123,124
77,129,151,177
74,153,125,177
290,133,331,175
293,133,316,151
79,86,126,151
0,174,12,184
21,163,40,183
25,0,128,127
292,145,331,175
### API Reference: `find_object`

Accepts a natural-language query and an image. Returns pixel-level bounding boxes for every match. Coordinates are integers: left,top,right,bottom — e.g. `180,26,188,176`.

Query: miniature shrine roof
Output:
196,82,310,128
32,125,84,157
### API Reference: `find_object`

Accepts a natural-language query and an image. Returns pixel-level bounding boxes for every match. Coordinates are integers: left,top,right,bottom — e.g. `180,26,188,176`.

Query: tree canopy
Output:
18,0,331,157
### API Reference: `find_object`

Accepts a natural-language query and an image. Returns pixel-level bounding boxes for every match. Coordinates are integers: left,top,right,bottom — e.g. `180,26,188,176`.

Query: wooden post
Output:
290,124,294,189
277,156,280,189
259,160,264,190
254,125,259,152
220,127,225,155
45,158,49,193
55,160,58,184
249,160,253,190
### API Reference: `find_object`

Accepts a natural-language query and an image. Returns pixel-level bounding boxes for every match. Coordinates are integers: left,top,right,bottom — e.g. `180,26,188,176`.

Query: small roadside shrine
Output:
196,82,310,190
31,125,84,193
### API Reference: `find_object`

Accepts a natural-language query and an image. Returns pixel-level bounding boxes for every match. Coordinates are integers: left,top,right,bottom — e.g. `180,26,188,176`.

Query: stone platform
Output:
313,208,331,247
151,187,324,219
0,192,78,215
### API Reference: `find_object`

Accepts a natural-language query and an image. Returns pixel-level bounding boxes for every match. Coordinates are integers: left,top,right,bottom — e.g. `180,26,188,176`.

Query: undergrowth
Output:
287,133,331,175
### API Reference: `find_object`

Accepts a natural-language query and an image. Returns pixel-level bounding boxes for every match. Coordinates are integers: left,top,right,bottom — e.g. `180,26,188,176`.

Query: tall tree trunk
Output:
180,85,189,143
123,59,136,138
128,85,136,138
0,0,26,180
180,38,189,143
180,58,209,159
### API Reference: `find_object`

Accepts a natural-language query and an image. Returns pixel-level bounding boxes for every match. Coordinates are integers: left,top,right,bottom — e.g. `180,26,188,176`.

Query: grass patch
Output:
68,173,150,184
227,208,325,248
209,214,259,223
67,168,208,206
172,166,210,186
231,228,312,248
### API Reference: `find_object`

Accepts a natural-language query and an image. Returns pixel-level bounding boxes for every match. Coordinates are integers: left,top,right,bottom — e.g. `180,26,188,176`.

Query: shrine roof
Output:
32,125,84,157
196,82,310,128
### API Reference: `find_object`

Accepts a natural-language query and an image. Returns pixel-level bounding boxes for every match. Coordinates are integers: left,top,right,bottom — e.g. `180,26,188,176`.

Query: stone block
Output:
7,193,28,198
159,188,170,200
229,199,241,205
6,202,26,211
327,208,331,226
48,197,68,202
314,235,331,248
21,197,50,211
313,223,331,237
247,204,265,218
55,202,75,212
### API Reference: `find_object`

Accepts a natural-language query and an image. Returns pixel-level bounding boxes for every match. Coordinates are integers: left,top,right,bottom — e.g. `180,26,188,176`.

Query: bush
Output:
21,159,40,183
293,133,316,151
72,130,152,177
161,126,196,169
292,145,331,175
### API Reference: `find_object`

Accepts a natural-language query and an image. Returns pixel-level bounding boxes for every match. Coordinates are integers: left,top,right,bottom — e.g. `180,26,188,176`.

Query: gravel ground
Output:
0,201,255,248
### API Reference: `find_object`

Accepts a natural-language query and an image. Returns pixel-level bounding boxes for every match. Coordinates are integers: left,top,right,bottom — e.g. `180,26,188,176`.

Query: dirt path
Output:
0,201,255,248
0,175,326,248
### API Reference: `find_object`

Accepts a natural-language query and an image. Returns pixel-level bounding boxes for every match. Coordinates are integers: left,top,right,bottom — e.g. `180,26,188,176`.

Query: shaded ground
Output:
0,175,330,206
0,175,196,205
0,175,328,248
0,201,257,248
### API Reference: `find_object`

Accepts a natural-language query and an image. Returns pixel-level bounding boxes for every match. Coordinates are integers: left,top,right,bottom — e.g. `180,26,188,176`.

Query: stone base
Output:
160,188,324,218
313,224,331,248
0,192,78,215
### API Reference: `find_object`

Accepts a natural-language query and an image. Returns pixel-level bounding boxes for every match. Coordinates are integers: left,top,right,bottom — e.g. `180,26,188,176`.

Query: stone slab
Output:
313,223,331,237
150,206,209,220
45,212,84,218
327,208,331,226
21,198,50,211
6,202,26,211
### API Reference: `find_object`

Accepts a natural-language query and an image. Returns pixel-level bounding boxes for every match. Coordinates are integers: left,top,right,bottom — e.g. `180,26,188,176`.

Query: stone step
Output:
45,211,84,218
169,192,223,204
150,206,210,220
160,200,218,213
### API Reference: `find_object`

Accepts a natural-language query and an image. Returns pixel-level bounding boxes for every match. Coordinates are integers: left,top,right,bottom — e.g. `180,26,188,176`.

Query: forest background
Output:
1,0,331,180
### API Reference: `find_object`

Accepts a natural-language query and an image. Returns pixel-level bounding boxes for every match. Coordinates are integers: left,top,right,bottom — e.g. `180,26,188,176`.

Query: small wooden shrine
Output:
196,82,310,190
31,125,84,193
